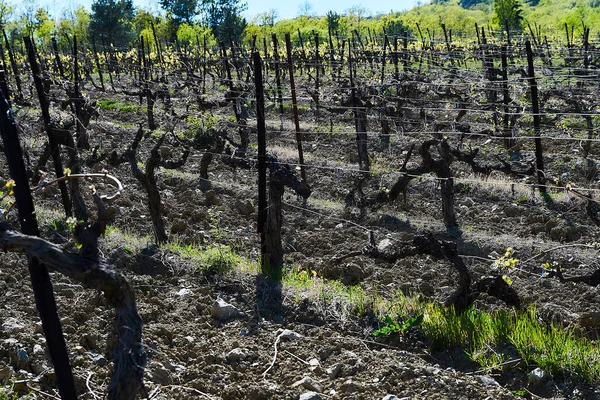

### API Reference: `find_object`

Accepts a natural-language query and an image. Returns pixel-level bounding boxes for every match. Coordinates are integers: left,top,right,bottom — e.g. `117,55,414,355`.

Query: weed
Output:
97,99,139,113
198,243,241,275
514,195,528,204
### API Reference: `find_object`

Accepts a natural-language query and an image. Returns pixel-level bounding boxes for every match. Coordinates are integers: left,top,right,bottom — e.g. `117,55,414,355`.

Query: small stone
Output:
475,375,500,387
579,312,600,329
327,364,341,379
529,367,551,385
32,344,45,357
2,317,25,334
177,288,192,297
170,219,187,234
461,197,476,208
225,348,249,362
299,392,322,400
291,377,323,393
377,238,395,253
280,329,303,340
91,353,107,367
382,395,400,400
341,379,358,393
211,298,243,320
149,362,172,385
234,199,254,216
204,190,221,206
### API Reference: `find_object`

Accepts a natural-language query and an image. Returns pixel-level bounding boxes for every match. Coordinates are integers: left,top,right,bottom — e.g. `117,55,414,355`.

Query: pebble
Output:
291,376,323,393
475,375,500,387
225,348,249,362
529,367,551,385
299,392,322,400
279,329,303,340
327,364,341,379
211,298,243,320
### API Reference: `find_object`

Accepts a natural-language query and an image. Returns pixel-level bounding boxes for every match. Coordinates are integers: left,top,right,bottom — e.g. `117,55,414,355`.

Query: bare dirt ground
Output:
1,64,600,400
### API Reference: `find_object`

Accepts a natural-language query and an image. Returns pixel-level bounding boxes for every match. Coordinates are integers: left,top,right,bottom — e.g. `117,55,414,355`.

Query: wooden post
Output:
328,27,335,77
202,35,207,94
298,28,307,75
254,51,268,269
73,35,89,149
501,45,512,149
0,87,78,400
91,38,105,91
381,33,388,84
100,35,115,92
314,32,320,110
3,29,22,101
140,36,156,131
393,36,399,79
525,40,546,193
24,36,71,216
271,34,284,131
348,41,369,172
285,33,307,182
51,37,66,79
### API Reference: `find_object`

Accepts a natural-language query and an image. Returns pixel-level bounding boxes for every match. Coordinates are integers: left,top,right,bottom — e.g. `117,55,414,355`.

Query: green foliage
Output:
494,0,524,31
96,99,138,112
203,0,247,43
374,314,424,336
160,0,198,24
90,0,135,45
326,11,341,31
198,243,242,274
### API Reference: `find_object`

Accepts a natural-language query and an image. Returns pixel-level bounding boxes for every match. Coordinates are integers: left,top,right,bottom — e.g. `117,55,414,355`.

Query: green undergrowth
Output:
282,267,600,384
93,228,600,384
165,241,257,275
96,99,139,113
381,304,600,383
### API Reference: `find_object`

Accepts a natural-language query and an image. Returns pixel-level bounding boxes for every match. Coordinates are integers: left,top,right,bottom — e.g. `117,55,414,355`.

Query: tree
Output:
90,0,135,46
459,0,492,8
159,0,198,24
202,0,247,43
326,11,341,31
494,0,523,31
0,0,13,27
298,1,315,17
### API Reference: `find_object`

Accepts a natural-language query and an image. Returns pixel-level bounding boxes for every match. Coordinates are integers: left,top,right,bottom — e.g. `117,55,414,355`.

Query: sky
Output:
34,0,421,21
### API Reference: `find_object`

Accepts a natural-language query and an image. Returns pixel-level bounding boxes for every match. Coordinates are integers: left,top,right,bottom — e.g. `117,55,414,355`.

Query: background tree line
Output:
0,0,598,52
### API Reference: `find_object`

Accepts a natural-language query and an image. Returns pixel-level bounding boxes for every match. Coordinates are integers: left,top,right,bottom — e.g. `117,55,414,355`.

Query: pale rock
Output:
299,392,322,400
2,317,25,334
291,377,323,393
149,362,172,385
177,288,192,297
279,329,303,340
377,238,395,253
382,396,401,400
225,348,249,362
327,364,341,379
529,367,551,385
211,298,243,320
475,375,500,387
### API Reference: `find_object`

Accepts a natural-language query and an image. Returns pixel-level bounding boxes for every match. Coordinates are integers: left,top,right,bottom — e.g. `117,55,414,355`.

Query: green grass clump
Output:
97,99,139,113
166,242,246,275
379,303,600,383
